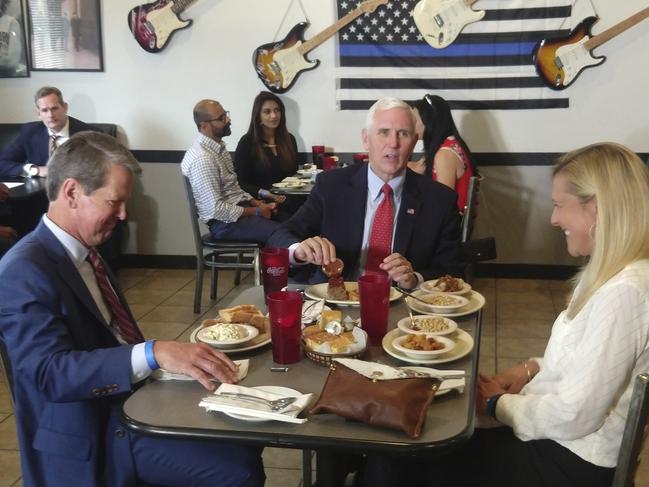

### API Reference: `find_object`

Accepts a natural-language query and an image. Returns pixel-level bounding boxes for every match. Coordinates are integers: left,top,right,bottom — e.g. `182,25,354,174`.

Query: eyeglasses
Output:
204,111,230,124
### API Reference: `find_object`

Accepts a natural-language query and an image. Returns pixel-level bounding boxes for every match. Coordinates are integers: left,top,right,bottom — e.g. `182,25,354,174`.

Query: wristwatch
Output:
27,164,39,177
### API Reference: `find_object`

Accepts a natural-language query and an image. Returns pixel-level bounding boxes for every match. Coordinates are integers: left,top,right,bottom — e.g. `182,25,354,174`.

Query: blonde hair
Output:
553,142,649,318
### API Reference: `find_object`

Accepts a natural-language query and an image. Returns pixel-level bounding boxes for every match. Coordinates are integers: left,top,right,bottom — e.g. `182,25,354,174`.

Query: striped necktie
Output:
365,184,394,274
48,134,60,156
86,249,144,344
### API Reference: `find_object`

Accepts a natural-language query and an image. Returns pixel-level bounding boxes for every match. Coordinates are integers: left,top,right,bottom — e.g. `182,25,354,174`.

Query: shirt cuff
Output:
130,342,153,383
494,393,514,426
413,272,424,287
23,163,36,177
288,242,310,266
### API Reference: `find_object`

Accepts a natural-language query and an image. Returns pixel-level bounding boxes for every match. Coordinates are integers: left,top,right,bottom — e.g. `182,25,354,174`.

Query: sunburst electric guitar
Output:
412,0,485,49
533,6,649,90
253,0,388,94
128,0,199,53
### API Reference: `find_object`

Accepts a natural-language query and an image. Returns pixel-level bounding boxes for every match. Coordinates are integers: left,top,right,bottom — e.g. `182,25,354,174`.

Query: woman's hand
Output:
493,360,538,394
477,373,507,415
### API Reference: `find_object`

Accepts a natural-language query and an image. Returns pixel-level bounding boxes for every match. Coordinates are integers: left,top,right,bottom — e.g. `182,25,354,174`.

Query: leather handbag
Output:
309,360,440,438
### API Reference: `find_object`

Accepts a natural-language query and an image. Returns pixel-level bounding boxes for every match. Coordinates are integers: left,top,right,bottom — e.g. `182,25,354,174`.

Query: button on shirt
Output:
42,215,151,383
180,133,254,223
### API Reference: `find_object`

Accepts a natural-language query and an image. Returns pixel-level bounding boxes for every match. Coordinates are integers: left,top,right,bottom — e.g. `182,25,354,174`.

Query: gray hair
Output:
46,131,141,201
34,86,65,106
365,97,415,131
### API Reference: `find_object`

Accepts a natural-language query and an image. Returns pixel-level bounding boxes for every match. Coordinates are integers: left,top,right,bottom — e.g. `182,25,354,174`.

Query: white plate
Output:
297,169,323,176
405,291,469,313
190,326,271,354
420,278,472,295
382,328,474,365
272,181,305,189
392,334,456,358
196,324,259,348
224,386,301,422
304,282,402,306
406,290,485,317
396,315,458,336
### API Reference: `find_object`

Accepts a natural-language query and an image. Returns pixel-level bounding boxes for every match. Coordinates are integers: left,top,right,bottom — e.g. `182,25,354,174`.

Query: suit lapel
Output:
36,223,111,327
393,171,422,255
343,166,369,278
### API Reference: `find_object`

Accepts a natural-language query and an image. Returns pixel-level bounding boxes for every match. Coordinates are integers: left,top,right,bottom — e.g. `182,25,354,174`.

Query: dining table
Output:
121,284,484,487
1,176,48,236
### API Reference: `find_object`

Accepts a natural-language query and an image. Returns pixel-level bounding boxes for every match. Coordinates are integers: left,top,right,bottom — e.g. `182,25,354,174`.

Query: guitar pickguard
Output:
413,0,485,49
128,0,192,53
146,3,191,49
555,38,605,86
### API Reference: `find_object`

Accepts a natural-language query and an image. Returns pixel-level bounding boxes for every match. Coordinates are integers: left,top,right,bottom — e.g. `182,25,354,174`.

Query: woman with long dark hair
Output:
234,91,298,213
409,94,477,212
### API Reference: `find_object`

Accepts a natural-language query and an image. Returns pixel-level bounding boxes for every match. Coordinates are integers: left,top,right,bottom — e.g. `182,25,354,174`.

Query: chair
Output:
0,339,14,411
459,176,496,283
182,176,260,313
612,373,649,487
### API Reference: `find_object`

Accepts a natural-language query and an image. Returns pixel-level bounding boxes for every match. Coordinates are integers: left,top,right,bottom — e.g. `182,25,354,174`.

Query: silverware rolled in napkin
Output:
218,392,297,411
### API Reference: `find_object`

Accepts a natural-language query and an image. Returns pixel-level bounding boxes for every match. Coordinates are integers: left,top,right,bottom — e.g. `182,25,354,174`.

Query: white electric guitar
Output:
413,0,485,49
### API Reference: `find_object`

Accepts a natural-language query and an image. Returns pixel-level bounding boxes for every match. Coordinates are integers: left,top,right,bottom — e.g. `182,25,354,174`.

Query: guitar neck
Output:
172,0,197,14
585,6,649,49
299,1,385,54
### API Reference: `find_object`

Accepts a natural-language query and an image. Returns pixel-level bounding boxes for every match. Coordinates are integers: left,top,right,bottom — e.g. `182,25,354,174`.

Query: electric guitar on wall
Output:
412,0,485,49
128,0,199,53
253,0,388,94
533,6,649,90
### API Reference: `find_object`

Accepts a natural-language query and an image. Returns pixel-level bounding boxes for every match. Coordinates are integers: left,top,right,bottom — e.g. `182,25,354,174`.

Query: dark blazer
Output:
0,222,139,486
267,163,462,282
0,117,96,177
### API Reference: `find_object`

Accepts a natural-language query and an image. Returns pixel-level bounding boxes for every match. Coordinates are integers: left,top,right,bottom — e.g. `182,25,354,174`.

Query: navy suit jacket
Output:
267,163,462,282
0,222,140,486
0,117,96,177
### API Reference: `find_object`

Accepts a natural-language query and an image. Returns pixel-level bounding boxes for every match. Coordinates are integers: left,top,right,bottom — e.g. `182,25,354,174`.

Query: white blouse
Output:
497,260,649,468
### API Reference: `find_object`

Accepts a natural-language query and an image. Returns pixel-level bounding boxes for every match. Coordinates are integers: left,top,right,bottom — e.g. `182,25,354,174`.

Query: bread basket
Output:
302,341,366,367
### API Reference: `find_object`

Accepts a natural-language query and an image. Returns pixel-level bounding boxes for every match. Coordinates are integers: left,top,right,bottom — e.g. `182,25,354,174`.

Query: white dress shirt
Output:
43,215,151,383
497,260,649,467
23,118,71,176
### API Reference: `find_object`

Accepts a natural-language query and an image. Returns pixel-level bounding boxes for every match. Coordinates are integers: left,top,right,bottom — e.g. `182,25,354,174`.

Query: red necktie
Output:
365,184,394,274
87,249,144,344
48,134,59,156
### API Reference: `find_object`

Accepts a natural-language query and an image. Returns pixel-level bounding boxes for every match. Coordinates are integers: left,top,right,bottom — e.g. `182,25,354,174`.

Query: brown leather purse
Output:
309,361,440,438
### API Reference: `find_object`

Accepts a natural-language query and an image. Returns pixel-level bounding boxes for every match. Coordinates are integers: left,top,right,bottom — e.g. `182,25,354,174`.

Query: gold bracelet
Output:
522,361,532,383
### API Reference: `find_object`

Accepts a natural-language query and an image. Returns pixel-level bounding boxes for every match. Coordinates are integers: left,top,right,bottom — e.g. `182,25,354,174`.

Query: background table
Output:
122,286,483,485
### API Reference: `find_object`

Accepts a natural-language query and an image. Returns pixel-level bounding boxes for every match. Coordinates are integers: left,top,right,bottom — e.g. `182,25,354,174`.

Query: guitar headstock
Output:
359,0,389,14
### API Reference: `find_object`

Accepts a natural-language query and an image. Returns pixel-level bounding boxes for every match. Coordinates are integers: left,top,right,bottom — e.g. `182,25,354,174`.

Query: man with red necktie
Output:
268,97,462,289
0,132,264,487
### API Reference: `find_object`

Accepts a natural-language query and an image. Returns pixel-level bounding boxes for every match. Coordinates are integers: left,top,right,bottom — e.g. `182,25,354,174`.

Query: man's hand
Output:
380,253,417,289
257,202,277,219
153,341,240,391
0,184,9,202
37,166,48,177
0,226,17,239
271,194,286,204
294,236,336,266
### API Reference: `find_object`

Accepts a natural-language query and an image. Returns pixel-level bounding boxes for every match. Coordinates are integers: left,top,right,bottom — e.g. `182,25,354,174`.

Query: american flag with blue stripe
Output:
336,0,589,110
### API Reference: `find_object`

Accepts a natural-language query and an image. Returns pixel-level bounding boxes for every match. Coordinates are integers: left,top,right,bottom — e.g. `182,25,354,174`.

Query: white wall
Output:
2,0,648,264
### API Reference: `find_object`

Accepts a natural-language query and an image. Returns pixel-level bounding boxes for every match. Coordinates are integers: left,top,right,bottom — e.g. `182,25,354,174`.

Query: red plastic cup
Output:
322,155,338,171
311,145,325,169
353,153,368,165
267,290,303,364
358,273,391,345
261,248,289,303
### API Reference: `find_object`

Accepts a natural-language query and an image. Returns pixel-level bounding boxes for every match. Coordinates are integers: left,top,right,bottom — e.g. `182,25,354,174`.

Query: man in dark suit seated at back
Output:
268,97,462,289
0,85,96,178
0,132,264,487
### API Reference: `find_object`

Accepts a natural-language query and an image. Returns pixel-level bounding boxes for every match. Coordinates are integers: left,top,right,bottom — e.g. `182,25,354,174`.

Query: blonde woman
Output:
361,142,649,487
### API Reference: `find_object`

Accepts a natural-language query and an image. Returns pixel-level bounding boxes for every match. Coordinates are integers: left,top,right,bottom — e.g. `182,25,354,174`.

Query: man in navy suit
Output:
0,86,96,177
0,132,264,487
268,97,461,289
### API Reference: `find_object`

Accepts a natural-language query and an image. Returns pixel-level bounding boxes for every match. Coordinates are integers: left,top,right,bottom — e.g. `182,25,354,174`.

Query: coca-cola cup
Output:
311,145,325,169
358,273,391,345
353,153,369,165
322,155,339,171
261,248,289,304
267,290,303,364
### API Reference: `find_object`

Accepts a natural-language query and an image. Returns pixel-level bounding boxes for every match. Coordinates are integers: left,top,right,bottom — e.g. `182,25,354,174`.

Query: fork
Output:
219,392,297,411
393,286,433,306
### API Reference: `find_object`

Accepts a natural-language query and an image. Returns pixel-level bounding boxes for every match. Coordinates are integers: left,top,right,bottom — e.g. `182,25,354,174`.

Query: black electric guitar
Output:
533,6,649,90
253,0,388,93
128,0,199,53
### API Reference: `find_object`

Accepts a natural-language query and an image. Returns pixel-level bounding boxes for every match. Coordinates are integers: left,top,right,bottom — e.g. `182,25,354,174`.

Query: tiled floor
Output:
0,271,647,486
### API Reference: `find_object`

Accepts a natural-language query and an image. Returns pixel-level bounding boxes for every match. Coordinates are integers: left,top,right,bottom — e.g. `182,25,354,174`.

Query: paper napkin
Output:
199,383,314,424
152,360,249,382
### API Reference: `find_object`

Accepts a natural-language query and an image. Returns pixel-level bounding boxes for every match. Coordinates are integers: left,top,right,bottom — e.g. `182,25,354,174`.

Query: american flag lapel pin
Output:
407,208,415,215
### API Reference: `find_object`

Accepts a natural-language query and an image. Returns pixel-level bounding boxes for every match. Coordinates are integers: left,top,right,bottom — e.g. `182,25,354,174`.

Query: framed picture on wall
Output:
0,0,30,77
26,0,104,71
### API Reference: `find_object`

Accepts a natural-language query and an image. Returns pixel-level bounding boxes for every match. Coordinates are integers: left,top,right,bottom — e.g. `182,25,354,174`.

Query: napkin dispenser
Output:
309,359,440,438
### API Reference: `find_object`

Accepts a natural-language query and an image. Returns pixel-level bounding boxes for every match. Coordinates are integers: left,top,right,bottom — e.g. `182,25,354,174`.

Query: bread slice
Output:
249,314,269,334
218,304,259,323
303,325,356,353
